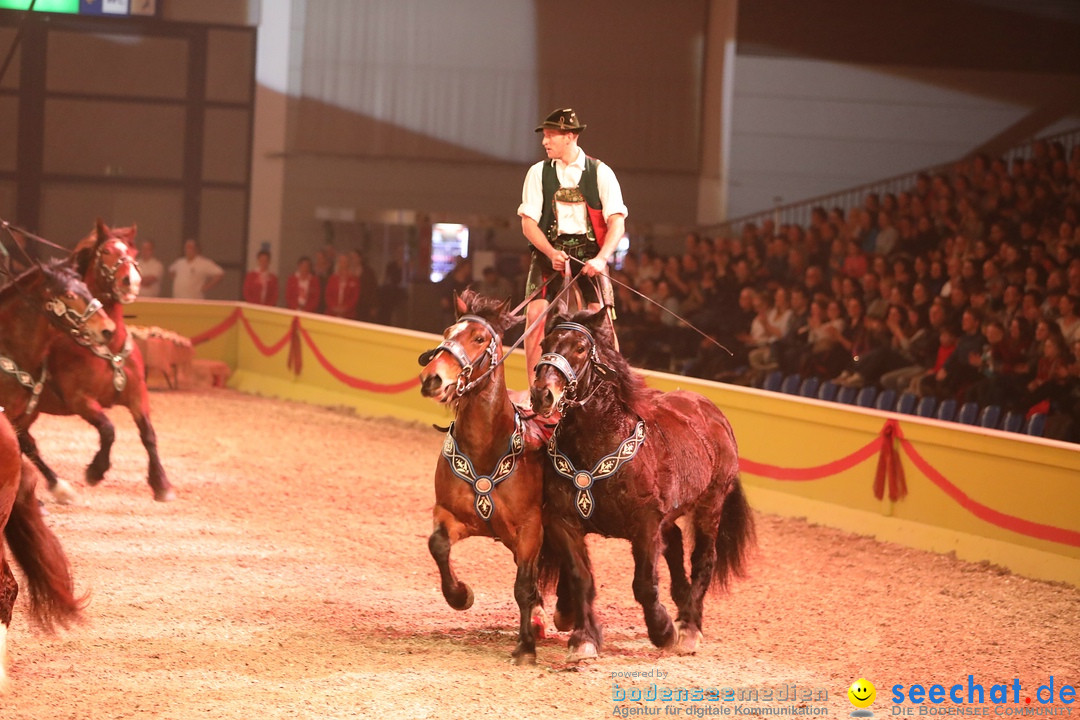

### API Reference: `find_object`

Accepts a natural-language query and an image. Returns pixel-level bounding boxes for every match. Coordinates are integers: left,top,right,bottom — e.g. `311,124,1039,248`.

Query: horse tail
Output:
712,477,755,592
536,531,562,596
3,461,87,631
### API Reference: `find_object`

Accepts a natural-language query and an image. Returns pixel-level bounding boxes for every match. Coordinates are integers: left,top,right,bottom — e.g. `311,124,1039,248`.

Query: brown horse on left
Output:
0,260,114,687
18,220,176,502
418,290,557,665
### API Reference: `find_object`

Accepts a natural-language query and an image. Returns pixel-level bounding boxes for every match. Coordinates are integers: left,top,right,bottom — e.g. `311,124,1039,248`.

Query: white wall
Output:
726,55,1080,218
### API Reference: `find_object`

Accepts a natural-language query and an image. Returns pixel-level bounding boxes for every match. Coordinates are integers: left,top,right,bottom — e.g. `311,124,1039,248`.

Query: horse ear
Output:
454,291,468,318
95,217,110,246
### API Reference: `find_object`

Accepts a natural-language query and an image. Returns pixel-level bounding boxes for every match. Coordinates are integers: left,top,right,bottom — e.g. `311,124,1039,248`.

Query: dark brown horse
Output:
18,221,175,502
531,309,755,660
418,290,553,664
0,260,111,685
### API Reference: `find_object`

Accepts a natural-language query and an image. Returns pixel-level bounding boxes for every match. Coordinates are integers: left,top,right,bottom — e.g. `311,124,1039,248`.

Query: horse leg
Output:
662,522,692,619
17,430,77,505
545,517,602,662
81,402,115,486
132,408,174,502
428,509,474,611
510,525,544,666
679,479,755,655
630,521,677,650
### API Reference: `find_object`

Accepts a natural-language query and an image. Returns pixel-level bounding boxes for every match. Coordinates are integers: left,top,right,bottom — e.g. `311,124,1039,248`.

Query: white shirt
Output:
138,256,164,298
169,255,224,299
517,147,627,234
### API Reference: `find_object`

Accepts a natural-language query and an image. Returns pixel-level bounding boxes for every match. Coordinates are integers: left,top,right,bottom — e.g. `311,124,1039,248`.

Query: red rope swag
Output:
190,308,419,394
741,417,1077,548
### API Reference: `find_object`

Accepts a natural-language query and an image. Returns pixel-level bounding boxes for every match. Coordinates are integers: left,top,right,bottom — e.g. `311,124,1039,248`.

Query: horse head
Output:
530,308,620,417
418,289,519,404
16,261,117,345
73,219,142,304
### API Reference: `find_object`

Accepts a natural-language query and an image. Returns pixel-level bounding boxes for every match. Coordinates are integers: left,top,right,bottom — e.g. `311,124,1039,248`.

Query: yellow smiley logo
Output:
848,678,876,708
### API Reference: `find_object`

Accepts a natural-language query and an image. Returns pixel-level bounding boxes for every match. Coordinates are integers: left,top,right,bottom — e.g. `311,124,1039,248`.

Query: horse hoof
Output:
447,586,474,611
553,609,574,632
154,487,177,502
675,625,702,655
531,606,548,640
566,641,598,663
84,469,105,486
51,479,79,505
511,652,537,666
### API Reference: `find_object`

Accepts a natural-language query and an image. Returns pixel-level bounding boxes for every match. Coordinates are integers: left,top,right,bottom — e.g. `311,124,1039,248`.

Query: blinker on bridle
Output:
96,242,140,303
534,321,616,412
417,314,502,396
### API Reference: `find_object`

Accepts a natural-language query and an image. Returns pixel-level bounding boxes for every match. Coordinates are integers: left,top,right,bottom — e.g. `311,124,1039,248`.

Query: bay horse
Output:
18,221,175,502
530,308,755,660
418,290,553,664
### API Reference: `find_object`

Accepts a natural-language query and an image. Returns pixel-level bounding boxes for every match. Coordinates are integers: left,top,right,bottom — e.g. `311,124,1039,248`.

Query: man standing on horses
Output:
518,107,627,382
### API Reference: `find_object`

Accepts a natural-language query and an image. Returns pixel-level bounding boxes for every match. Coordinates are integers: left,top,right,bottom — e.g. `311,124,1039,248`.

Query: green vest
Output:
538,156,603,244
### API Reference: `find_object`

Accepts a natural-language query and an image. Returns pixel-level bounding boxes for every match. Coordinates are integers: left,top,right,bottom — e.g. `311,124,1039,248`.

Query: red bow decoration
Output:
873,419,907,502
286,316,302,376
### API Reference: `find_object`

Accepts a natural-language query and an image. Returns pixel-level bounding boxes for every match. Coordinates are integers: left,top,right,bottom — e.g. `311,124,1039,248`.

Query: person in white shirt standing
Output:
137,240,165,298
169,238,224,300
517,107,627,381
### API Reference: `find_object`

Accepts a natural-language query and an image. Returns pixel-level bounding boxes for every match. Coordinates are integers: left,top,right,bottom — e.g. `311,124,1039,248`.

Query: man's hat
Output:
535,107,586,133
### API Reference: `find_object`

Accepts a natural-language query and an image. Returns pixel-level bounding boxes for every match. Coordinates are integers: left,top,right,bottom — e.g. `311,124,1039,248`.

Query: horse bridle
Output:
534,321,616,414
418,314,502,396
94,241,140,304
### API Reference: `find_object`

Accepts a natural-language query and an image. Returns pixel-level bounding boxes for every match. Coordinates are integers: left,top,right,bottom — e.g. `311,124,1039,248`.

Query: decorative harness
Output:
420,314,519,523
441,411,526,521
0,291,104,416
63,241,140,392
535,321,647,519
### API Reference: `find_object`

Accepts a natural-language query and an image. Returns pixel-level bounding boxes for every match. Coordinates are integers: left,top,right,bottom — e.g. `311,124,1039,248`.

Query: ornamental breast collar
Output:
548,419,646,519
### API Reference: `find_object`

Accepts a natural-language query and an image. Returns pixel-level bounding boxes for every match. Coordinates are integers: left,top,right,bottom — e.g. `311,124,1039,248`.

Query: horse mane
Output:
459,289,523,340
0,260,73,302
564,308,651,417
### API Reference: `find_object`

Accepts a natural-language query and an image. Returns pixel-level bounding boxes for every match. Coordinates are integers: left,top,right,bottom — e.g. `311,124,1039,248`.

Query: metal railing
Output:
703,125,1080,238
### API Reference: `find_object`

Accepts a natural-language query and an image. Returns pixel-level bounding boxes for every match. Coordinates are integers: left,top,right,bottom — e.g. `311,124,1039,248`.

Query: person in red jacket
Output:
323,254,360,318
243,249,280,306
285,256,320,313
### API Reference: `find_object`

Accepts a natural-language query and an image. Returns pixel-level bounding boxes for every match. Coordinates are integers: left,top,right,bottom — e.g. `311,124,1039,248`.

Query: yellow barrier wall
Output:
129,299,1080,586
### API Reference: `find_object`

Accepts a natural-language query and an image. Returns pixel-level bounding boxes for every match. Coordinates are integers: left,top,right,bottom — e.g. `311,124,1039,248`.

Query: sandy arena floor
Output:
3,388,1079,720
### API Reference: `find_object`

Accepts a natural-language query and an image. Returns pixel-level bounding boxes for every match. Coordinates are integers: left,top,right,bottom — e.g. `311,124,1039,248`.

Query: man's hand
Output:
581,255,608,277
549,249,570,273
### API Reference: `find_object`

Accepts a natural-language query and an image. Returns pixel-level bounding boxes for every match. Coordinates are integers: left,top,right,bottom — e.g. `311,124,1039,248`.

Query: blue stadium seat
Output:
978,405,1001,429
915,396,937,418
836,385,859,405
935,398,957,422
895,392,918,415
780,373,802,395
762,370,783,392
799,376,820,398
874,389,896,411
1001,411,1023,433
855,386,878,408
1024,413,1047,437
956,401,979,425
817,380,838,402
